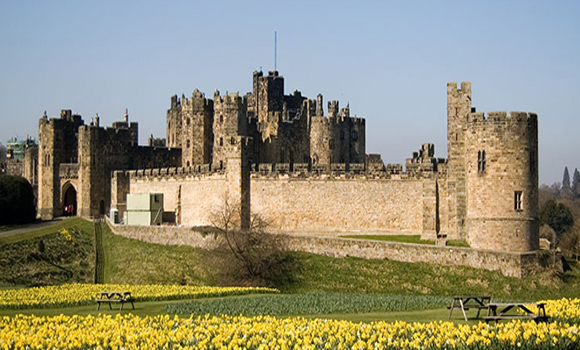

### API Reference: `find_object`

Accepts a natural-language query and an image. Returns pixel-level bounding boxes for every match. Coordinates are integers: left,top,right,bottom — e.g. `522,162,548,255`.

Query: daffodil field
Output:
0,284,278,309
0,283,579,350
1,313,579,350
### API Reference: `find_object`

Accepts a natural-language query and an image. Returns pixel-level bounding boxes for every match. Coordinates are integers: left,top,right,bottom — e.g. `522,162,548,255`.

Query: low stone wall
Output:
106,219,547,278
282,235,545,278
106,220,223,250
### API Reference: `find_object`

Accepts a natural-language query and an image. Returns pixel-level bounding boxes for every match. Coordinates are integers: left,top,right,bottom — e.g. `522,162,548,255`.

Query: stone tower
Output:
166,95,182,149
465,111,539,251
213,92,249,169
181,89,214,167
38,110,83,220
446,82,471,238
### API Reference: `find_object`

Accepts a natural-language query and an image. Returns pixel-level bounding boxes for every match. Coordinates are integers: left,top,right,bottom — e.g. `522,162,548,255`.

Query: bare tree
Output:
210,195,286,280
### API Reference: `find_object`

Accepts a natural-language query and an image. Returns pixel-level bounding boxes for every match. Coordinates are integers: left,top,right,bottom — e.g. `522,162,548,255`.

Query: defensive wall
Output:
105,217,548,278
112,161,452,238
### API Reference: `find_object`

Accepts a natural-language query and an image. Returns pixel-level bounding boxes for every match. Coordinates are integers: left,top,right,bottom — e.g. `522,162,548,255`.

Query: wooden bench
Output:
484,302,547,323
96,292,135,311
448,296,491,321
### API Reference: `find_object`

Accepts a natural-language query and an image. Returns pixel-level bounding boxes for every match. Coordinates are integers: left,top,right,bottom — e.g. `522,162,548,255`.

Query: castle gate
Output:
61,181,77,216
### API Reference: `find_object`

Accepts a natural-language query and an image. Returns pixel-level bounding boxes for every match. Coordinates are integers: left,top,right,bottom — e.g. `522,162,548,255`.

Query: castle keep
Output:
166,71,365,168
37,71,539,253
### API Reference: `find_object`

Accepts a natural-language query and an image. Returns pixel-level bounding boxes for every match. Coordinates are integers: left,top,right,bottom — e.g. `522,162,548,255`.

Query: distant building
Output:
3,136,39,199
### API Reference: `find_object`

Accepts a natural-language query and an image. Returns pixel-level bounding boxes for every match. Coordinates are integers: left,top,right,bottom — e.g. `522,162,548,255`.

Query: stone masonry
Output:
37,71,539,258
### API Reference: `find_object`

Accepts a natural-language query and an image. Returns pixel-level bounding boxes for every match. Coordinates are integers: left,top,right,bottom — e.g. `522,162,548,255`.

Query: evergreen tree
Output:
573,168,580,198
561,166,573,198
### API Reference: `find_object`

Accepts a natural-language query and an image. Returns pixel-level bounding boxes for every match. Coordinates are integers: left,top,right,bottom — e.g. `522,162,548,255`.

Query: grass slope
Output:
3,218,580,302
101,223,224,286
0,218,95,286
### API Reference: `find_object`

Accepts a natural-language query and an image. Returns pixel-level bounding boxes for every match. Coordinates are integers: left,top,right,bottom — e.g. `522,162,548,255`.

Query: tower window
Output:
351,131,358,141
220,115,224,124
186,118,190,126
514,191,523,211
186,140,190,148
477,150,486,173
219,137,223,146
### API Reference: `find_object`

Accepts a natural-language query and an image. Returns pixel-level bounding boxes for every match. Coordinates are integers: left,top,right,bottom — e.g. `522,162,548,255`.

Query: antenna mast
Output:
274,31,277,71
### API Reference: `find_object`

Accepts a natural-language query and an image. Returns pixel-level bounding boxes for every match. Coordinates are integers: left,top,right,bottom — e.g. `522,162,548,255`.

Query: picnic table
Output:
96,291,135,311
448,296,491,321
484,302,547,323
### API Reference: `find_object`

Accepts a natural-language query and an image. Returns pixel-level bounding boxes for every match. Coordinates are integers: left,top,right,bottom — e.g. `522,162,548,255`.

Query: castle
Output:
30,71,538,253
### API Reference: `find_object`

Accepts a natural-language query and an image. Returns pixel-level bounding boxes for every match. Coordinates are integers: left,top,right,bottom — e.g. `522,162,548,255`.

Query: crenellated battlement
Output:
248,162,438,180
466,111,538,137
213,91,248,108
119,163,226,180
467,111,537,124
447,81,471,96
181,89,212,109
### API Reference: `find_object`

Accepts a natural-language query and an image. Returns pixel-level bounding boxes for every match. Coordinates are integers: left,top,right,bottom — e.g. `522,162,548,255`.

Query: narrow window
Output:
219,137,223,146
477,150,486,173
186,118,190,126
220,115,224,124
514,191,523,211
186,140,190,148
231,137,235,145
351,131,358,141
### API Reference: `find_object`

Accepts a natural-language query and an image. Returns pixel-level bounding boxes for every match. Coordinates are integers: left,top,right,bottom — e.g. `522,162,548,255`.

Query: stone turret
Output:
465,111,539,251
446,82,471,238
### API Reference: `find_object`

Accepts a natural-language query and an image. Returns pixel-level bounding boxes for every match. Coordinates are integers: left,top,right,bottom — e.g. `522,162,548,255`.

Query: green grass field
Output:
339,234,471,248
1,217,579,323
339,234,435,245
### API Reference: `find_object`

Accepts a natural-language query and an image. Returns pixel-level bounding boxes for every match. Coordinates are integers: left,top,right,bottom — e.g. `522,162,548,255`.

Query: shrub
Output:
0,175,36,225
540,200,574,237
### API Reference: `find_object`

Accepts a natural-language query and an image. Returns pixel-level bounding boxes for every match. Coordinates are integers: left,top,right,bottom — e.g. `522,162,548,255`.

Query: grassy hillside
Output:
0,218,95,286
2,218,580,302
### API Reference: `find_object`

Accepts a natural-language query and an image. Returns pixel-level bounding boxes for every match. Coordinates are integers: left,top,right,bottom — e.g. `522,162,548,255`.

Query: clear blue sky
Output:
1,0,578,184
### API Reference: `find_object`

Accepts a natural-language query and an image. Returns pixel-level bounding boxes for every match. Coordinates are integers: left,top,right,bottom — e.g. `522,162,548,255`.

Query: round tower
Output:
465,111,539,252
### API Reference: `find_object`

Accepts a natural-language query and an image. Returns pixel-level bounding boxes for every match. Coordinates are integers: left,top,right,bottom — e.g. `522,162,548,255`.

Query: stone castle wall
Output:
106,217,545,278
121,168,227,226
120,165,444,235
251,173,425,233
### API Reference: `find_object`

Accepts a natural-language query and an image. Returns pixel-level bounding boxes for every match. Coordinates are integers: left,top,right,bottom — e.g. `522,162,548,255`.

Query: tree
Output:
0,175,36,225
540,200,574,237
209,196,295,284
561,167,574,199
572,168,580,198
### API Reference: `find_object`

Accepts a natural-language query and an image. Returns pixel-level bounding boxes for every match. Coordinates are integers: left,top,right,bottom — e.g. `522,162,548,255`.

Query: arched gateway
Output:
61,182,77,216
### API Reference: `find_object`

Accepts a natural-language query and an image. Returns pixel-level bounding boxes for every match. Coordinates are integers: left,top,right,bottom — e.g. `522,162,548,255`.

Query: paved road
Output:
0,217,65,239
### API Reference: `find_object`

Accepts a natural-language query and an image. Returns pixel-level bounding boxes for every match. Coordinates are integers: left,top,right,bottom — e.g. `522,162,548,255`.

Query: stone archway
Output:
62,183,77,216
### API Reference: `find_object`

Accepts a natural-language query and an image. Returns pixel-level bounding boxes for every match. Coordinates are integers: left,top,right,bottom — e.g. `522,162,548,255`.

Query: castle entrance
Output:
62,184,77,216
